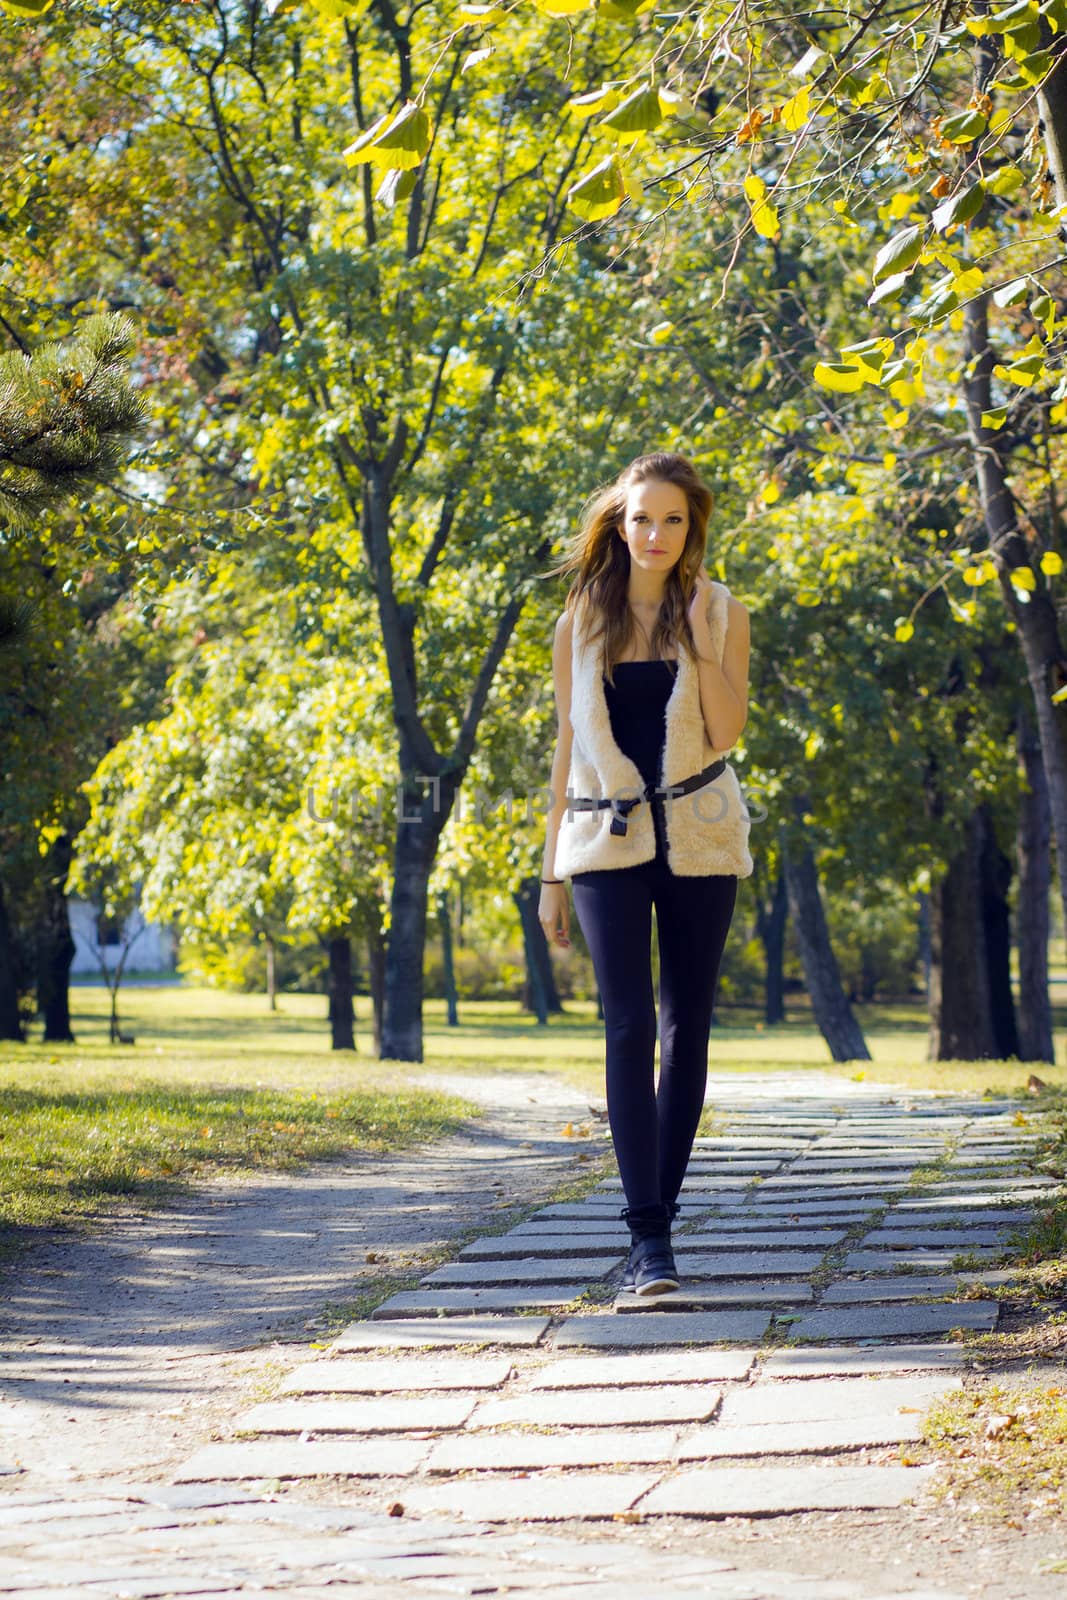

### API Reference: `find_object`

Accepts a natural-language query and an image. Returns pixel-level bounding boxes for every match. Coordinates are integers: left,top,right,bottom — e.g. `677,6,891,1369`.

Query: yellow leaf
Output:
762,480,781,504
1010,565,1036,589
780,84,811,131
813,361,864,392
895,620,915,641
743,173,766,201
1040,551,1063,574
750,199,780,238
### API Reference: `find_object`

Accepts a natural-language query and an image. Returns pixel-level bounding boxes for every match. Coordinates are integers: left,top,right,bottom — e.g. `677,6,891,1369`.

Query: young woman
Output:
539,451,753,1297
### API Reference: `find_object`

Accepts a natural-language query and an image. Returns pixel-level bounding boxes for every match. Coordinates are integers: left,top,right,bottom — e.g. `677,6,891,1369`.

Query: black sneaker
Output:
620,1203,679,1296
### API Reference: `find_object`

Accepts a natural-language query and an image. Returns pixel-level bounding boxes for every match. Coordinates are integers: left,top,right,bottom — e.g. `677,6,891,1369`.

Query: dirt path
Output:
0,1072,605,1493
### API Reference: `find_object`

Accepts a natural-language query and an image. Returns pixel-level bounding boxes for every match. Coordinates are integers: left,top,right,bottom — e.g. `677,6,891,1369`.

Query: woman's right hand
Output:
538,882,571,947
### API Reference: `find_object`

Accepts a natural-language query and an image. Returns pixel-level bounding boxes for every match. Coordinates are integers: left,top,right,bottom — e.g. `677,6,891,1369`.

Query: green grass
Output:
0,985,481,1262
918,1379,1067,1520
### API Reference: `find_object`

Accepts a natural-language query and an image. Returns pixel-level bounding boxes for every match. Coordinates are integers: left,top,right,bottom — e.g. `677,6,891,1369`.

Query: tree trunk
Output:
380,783,445,1061
962,292,1067,955
928,805,1000,1060
367,930,386,1056
515,875,561,1023
37,831,76,1043
753,862,788,1025
327,934,356,1051
265,933,277,1011
1015,699,1055,1062
916,889,932,1000
437,888,459,1026
780,806,870,1062
978,799,1019,1059
0,879,25,1042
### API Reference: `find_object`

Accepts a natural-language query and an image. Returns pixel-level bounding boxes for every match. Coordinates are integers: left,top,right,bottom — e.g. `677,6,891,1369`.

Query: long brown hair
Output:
541,452,715,687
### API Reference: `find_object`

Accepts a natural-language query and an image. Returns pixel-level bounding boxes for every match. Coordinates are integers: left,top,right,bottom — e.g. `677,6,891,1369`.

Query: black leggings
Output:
571,855,738,1213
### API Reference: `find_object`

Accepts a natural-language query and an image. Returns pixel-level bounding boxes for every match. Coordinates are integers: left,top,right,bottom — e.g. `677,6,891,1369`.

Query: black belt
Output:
569,758,727,837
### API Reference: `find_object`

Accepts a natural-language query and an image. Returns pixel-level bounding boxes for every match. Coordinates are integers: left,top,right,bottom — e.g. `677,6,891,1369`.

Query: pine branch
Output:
0,312,149,530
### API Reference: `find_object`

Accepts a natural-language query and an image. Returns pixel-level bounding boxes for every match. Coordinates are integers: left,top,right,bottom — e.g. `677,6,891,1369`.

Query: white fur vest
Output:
553,580,754,880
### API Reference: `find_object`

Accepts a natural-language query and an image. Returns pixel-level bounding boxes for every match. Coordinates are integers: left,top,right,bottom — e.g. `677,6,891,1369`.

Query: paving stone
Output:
686,1159,785,1173
425,1428,682,1473
461,1233,624,1258
783,1301,998,1340
234,1396,477,1434
528,1350,758,1387
640,1463,936,1515
468,1385,722,1430
718,1374,960,1428
762,1342,969,1377
536,1203,634,1221
672,1230,845,1250
370,1288,589,1317
819,1276,972,1303
602,1177,752,1191
332,1316,549,1349
399,1471,658,1521
841,1248,1005,1272
613,1283,813,1310
279,1357,515,1394
552,1310,771,1347
921,1178,1061,1195
422,1256,619,1285
759,1177,912,1194
879,1207,1033,1227
741,1199,882,1216
173,1439,429,1481
787,1158,924,1172
0,1498,136,1526
860,1228,1012,1249
672,1251,823,1278
510,1218,628,1235
675,1415,926,1457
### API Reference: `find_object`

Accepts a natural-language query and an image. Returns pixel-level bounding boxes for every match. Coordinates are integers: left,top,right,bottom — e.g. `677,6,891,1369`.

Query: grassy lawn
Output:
6,977,1067,1268
0,985,480,1262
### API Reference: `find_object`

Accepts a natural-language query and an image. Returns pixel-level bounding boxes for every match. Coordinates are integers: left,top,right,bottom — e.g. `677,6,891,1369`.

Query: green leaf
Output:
988,165,1025,196
599,83,664,140
914,276,959,325
566,84,623,119
938,109,989,143
566,153,627,220
993,277,1030,308
868,269,915,307
1016,49,1055,84
967,0,1039,32
931,181,986,232
993,352,1045,385
343,102,432,169
872,224,924,284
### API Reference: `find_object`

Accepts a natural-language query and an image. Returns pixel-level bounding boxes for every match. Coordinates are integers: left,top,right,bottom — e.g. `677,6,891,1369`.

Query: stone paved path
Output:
1,1073,1063,1598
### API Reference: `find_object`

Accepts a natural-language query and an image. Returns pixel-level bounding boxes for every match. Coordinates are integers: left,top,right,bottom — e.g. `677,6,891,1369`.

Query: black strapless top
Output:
602,660,678,859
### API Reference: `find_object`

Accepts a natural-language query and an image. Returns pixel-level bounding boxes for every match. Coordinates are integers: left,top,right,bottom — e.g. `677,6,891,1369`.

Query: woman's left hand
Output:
687,569,714,642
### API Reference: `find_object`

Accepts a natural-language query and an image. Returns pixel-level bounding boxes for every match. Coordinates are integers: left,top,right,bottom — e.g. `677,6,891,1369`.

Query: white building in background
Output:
69,898,179,975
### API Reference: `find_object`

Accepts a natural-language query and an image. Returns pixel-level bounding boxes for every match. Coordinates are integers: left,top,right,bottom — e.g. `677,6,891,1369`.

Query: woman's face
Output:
616,479,689,576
